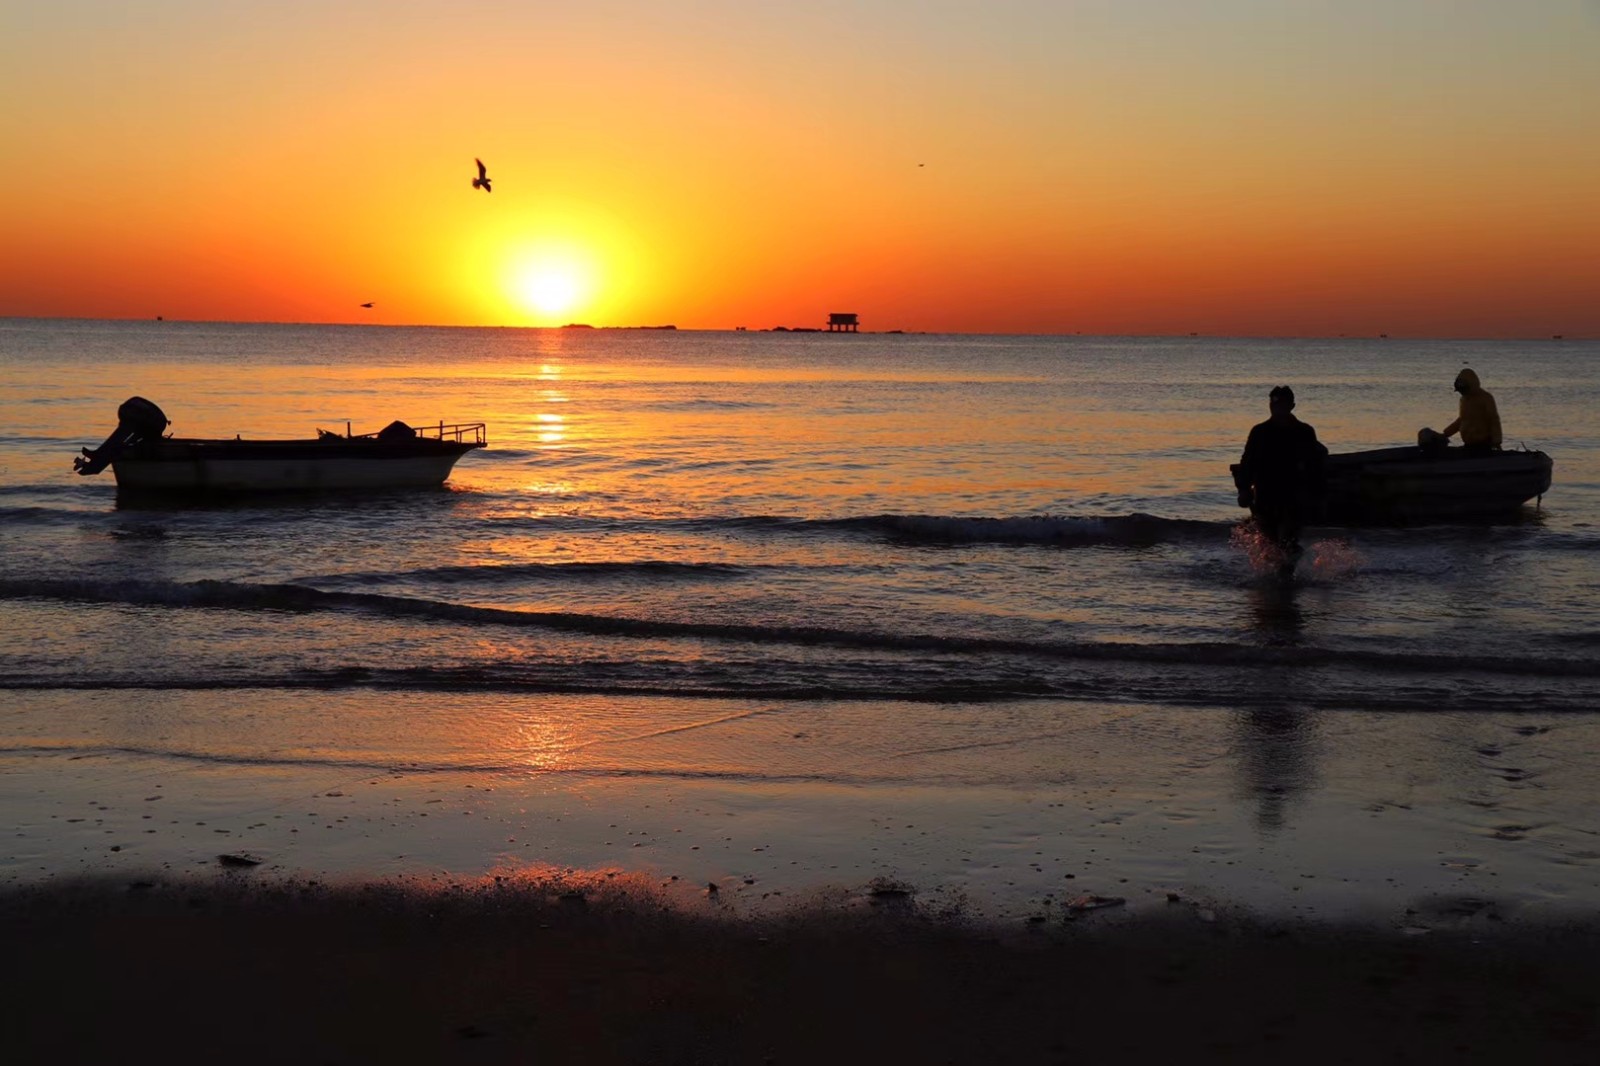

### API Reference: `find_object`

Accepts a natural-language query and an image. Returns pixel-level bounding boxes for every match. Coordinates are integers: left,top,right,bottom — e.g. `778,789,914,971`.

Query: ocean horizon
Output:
5,313,1590,342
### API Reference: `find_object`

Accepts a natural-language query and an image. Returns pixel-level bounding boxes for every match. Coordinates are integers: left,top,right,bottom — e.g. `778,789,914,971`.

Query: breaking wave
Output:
5,576,1598,684
824,512,1232,546
299,560,754,587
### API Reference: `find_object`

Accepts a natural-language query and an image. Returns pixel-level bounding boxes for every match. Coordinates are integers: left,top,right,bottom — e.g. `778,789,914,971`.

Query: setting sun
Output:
510,253,595,323
517,267,581,318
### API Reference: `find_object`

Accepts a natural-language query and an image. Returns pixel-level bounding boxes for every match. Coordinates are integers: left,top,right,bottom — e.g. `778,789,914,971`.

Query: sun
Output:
508,248,598,323
518,268,581,317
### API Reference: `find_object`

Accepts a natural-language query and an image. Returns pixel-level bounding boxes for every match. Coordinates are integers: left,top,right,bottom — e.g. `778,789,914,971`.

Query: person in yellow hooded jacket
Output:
1441,368,1502,454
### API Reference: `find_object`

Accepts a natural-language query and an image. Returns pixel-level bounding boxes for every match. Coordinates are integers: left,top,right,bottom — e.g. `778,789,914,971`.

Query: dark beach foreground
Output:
5,873,1597,1065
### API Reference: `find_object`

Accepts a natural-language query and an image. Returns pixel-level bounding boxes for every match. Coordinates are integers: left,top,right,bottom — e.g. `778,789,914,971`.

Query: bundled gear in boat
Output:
377,420,416,441
1441,368,1502,452
73,397,170,475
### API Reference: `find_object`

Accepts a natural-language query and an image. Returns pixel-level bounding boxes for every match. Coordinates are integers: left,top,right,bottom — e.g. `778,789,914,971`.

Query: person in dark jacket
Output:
1234,386,1328,566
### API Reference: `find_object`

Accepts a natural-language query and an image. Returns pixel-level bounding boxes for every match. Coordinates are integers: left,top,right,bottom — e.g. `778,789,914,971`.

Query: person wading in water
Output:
1234,385,1328,578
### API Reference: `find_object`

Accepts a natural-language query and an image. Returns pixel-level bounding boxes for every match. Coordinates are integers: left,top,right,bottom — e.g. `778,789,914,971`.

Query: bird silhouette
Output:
472,158,492,193
360,302,373,309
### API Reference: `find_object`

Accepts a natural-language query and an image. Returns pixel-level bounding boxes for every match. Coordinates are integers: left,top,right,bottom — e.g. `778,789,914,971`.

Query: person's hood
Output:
1454,368,1481,393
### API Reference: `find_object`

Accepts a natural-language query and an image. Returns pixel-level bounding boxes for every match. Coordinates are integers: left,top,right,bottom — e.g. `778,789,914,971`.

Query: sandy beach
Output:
8,728,1600,1065
10,727,1600,1064
7,870,1599,1065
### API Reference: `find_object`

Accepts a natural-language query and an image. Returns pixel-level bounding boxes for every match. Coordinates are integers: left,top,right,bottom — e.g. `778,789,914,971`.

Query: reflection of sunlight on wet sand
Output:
479,861,676,902
473,860,928,916
508,709,583,772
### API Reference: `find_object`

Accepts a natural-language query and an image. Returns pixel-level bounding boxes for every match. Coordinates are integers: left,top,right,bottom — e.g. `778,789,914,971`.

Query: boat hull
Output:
1319,446,1553,524
110,438,482,493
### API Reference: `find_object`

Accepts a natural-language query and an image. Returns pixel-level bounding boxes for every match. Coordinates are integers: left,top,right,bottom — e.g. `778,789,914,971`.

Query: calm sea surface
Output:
3,319,1598,912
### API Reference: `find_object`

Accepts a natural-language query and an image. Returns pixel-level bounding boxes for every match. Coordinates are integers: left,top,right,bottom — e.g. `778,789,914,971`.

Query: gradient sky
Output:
3,1,1598,335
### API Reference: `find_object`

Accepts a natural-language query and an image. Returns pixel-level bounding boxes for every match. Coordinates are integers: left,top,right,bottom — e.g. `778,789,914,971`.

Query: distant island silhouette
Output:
560,323,676,330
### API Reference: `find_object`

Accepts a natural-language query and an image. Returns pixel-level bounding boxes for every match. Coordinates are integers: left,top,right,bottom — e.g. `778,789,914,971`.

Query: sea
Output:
3,318,1598,920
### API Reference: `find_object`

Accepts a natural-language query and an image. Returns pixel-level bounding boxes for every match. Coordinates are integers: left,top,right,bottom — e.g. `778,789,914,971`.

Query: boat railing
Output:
416,421,487,446
342,421,487,445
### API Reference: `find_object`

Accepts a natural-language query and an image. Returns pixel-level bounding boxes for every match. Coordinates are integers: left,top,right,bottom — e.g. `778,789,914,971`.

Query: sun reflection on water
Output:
534,411,566,445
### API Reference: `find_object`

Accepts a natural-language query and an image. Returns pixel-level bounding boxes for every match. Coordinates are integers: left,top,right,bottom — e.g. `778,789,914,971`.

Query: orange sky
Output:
3,1,1598,336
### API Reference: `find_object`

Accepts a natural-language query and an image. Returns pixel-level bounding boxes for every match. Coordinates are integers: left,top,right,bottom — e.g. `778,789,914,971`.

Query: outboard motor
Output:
74,397,170,475
1416,426,1450,456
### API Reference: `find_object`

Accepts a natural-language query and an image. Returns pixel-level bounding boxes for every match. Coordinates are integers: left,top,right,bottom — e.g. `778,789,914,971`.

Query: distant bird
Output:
918,162,925,167
360,302,374,309
472,158,492,193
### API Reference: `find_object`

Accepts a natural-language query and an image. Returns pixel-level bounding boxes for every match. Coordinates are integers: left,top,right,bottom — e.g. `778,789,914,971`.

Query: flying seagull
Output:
360,302,374,309
472,158,492,193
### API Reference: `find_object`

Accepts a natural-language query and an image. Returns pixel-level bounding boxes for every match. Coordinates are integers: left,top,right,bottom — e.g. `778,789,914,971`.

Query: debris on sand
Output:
1065,895,1125,913
868,878,915,902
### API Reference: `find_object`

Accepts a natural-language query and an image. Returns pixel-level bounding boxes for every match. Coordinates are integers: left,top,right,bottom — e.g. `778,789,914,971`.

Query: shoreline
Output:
7,870,1598,1065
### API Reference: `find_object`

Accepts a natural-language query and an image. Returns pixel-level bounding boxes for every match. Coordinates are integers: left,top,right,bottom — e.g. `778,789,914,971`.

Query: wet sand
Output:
7,698,1599,1063
6,872,1598,1065
8,700,1598,925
